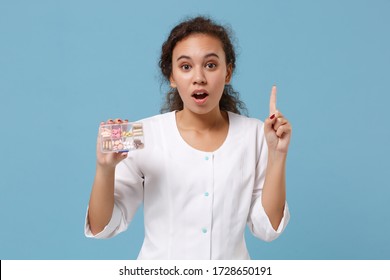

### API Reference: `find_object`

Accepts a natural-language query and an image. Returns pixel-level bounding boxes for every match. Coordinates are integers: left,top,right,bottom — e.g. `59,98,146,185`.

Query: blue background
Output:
1,0,389,259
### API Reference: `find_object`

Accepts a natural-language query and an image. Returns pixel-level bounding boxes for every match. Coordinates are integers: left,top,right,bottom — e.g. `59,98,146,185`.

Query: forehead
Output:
172,34,225,59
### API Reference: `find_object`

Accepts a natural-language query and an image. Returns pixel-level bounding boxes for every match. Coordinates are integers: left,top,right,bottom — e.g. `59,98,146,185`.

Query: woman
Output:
85,16,292,259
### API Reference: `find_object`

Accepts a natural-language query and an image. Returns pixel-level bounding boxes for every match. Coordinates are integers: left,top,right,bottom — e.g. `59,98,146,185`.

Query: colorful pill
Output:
133,123,142,129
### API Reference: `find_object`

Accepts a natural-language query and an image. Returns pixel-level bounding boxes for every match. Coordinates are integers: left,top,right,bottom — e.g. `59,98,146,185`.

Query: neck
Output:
176,107,227,132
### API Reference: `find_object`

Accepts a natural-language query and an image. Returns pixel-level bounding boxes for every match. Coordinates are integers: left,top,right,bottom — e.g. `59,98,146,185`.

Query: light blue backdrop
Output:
1,0,389,259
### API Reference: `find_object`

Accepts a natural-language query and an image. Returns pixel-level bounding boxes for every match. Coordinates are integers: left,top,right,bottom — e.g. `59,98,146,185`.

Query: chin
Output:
186,105,219,116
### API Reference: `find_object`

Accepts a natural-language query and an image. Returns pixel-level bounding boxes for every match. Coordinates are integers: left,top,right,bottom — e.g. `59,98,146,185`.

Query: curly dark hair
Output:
159,16,247,115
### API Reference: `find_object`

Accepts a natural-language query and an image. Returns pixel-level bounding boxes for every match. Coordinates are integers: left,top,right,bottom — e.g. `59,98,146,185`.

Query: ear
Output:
225,64,233,84
170,75,177,88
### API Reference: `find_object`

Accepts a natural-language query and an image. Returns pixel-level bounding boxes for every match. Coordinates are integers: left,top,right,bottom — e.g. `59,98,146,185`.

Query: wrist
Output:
96,163,116,175
267,150,288,164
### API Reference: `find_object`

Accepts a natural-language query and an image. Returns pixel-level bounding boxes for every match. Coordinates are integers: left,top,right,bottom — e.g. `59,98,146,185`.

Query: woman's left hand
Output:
263,85,292,154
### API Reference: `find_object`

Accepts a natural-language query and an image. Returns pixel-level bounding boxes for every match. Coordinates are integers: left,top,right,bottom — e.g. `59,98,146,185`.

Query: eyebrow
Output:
176,53,220,61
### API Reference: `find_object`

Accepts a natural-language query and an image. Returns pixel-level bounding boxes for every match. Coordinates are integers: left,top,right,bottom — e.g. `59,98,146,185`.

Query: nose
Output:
193,67,206,85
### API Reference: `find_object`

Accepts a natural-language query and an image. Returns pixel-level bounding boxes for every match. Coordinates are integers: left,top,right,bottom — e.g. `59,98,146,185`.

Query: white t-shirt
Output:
85,111,290,259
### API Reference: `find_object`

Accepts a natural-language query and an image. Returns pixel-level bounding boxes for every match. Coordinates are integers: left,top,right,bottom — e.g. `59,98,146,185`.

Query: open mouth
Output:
192,92,209,100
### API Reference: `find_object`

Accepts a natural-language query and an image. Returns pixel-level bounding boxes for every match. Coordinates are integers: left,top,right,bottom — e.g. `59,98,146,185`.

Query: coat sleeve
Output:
247,121,290,242
84,155,144,239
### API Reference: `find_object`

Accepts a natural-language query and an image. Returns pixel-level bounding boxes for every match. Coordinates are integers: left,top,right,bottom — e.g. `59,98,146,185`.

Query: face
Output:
170,34,232,115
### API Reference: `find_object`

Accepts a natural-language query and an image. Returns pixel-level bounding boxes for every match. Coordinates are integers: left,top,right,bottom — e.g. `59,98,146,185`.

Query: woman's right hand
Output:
96,118,129,168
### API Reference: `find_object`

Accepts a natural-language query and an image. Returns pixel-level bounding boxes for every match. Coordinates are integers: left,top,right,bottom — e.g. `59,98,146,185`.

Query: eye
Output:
205,63,217,69
180,64,192,71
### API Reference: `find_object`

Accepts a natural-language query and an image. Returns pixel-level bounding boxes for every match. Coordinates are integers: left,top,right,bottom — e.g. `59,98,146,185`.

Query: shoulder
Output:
228,111,264,131
226,112,267,156
134,111,175,145
135,111,175,131
124,112,175,162
137,111,174,124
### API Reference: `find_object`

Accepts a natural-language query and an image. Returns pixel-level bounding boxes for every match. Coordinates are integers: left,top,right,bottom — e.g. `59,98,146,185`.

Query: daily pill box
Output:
100,122,144,153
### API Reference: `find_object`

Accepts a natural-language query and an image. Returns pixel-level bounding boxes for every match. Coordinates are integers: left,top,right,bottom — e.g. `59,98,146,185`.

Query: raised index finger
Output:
269,85,277,114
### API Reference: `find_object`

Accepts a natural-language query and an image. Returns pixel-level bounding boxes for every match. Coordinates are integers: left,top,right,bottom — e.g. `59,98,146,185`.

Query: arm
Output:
262,86,292,230
87,119,128,235
261,151,287,230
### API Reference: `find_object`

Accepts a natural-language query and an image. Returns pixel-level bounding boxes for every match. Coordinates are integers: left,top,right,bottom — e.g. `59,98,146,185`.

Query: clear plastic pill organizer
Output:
100,122,144,153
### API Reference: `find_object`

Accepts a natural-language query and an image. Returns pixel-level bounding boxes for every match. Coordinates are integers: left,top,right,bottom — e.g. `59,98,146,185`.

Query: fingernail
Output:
270,114,275,120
